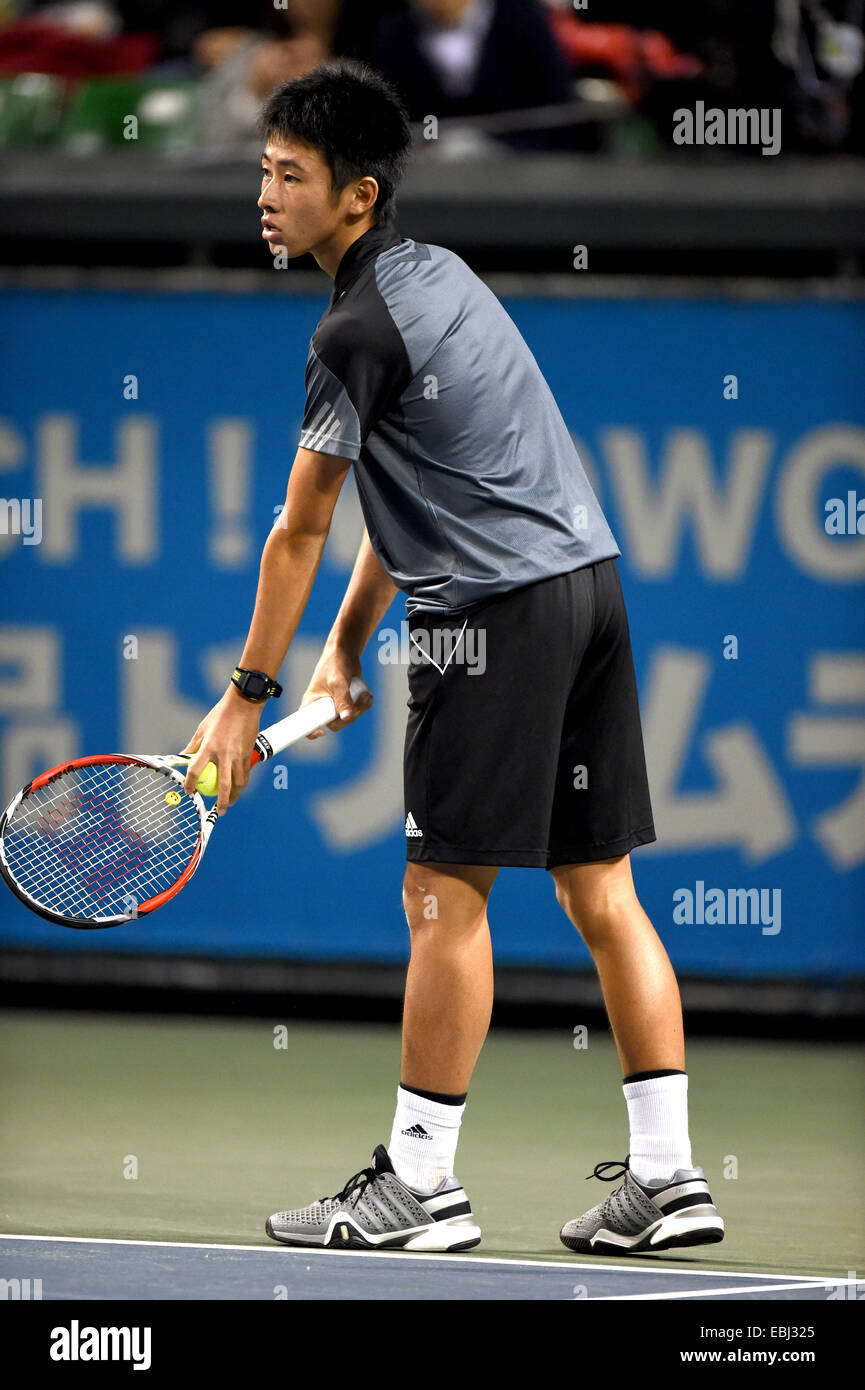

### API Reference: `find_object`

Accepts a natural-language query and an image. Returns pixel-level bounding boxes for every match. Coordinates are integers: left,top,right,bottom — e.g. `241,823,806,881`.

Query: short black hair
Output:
258,60,411,224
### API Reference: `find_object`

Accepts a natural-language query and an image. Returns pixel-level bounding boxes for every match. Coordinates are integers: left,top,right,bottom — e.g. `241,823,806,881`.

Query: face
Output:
258,137,372,260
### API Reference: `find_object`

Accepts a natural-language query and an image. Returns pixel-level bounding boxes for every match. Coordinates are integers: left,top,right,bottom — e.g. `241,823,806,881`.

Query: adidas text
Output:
402,1124,433,1140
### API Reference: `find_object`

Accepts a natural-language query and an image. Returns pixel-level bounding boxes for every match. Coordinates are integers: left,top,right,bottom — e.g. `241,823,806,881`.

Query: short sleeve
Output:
299,342,362,459
298,299,412,459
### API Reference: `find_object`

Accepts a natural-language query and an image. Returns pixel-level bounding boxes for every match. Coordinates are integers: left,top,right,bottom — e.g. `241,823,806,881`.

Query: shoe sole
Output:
265,1214,482,1254
561,1211,725,1256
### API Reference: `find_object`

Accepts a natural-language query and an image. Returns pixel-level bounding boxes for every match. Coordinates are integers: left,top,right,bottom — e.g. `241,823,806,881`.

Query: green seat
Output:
134,81,200,150
604,111,665,156
56,77,200,152
0,72,65,147
56,77,144,152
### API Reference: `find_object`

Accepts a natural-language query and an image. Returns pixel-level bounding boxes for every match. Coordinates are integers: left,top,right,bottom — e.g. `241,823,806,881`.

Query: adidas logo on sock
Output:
401,1123,433,1140
405,812,423,838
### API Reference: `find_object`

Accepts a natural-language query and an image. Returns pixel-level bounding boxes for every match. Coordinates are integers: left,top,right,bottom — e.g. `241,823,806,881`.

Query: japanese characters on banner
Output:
1,289,862,978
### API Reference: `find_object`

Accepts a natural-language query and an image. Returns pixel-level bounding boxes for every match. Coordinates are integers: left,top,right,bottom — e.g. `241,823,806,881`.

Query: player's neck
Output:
313,217,378,280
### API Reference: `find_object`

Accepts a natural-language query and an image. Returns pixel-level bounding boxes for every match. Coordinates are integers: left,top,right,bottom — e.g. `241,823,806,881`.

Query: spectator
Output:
191,1,339,146
771,0,864,152
372,0,581,149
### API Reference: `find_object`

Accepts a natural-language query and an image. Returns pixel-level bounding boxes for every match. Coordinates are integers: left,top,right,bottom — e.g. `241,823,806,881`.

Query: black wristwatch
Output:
231,667,283,704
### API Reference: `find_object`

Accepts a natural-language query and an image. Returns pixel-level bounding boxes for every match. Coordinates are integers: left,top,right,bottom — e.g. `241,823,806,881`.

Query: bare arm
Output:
303,526,399,735
182,446,351,812
330,526,399,657
234,448,353,676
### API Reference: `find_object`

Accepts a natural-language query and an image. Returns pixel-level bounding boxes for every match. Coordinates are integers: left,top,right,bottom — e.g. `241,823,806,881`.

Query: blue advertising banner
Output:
1,286,863,979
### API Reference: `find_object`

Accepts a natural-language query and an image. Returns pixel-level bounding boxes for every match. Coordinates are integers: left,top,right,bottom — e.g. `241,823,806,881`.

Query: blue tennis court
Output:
2,1235,859,1302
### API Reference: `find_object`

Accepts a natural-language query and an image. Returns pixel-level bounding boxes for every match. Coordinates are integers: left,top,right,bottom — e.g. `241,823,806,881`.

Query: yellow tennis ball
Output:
194,761,220,797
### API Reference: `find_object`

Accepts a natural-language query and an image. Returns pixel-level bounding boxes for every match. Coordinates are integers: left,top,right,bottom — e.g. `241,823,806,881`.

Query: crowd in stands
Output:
0,0,862,154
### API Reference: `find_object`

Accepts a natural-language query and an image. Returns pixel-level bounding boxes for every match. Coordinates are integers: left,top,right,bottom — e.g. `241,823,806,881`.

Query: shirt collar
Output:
330,219,403,305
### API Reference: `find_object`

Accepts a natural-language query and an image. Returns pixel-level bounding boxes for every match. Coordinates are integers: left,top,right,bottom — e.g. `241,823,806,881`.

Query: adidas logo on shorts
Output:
405,812,423,838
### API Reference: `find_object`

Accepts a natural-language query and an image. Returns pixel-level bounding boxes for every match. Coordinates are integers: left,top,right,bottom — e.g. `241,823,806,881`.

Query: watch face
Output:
234,670,268,700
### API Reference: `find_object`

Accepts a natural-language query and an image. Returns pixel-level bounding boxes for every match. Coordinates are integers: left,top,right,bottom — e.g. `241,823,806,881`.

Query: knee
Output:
554,876,593,925
402,867,440,933
554,876,633,947
401,863,494,937
553,875,572,923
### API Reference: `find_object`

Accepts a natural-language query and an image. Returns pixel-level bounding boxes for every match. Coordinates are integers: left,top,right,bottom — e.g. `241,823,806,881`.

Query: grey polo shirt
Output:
299,219,619,614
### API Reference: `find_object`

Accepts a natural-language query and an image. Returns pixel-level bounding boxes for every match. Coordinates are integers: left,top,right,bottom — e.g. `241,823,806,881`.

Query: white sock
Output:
388,1085,466,1194
623,1072,692,1185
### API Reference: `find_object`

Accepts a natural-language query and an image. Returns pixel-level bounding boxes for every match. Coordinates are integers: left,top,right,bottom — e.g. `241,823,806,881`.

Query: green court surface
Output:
1,1010,862,1280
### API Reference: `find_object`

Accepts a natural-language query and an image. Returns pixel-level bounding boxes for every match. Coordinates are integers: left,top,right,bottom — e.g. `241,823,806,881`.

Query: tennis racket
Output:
0,677,370,930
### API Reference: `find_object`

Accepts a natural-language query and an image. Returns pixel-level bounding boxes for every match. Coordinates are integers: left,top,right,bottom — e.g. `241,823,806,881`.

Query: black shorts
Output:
403,558,656,869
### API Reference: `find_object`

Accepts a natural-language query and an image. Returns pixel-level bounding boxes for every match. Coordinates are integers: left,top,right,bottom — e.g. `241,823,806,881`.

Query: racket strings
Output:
3,762,202,921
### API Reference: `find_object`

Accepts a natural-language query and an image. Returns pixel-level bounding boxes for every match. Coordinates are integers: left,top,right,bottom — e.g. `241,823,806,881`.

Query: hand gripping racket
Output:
0,677,369,930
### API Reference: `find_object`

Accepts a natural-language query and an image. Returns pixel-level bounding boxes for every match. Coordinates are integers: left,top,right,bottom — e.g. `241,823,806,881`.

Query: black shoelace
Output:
321,1164,378,1208
585,1156,630,1182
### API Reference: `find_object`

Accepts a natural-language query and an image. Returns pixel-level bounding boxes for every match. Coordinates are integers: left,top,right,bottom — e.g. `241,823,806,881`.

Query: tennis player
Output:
183,60,725,1257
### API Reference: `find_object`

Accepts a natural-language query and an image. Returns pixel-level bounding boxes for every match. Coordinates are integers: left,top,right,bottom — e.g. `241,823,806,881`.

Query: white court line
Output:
593,1281,855,1301
0,1233,845,1285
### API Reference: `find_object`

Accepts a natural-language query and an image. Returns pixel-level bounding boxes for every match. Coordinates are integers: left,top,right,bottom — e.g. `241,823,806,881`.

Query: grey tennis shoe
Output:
560,1157,725,1255
266,1143,481,1252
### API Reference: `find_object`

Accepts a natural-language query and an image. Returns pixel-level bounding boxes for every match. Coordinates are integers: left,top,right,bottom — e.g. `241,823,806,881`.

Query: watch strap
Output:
231,667,283,703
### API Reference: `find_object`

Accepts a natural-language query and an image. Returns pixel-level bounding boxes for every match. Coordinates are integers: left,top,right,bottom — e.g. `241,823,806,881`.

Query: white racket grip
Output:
253,676,370,762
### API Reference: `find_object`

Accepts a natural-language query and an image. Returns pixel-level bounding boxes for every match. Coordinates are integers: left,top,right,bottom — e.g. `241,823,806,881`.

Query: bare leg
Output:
400,861,498,1094
551,854,684,1076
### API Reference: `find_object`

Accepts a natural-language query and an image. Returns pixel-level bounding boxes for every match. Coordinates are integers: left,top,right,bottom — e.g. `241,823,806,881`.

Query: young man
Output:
183,60,725,1257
